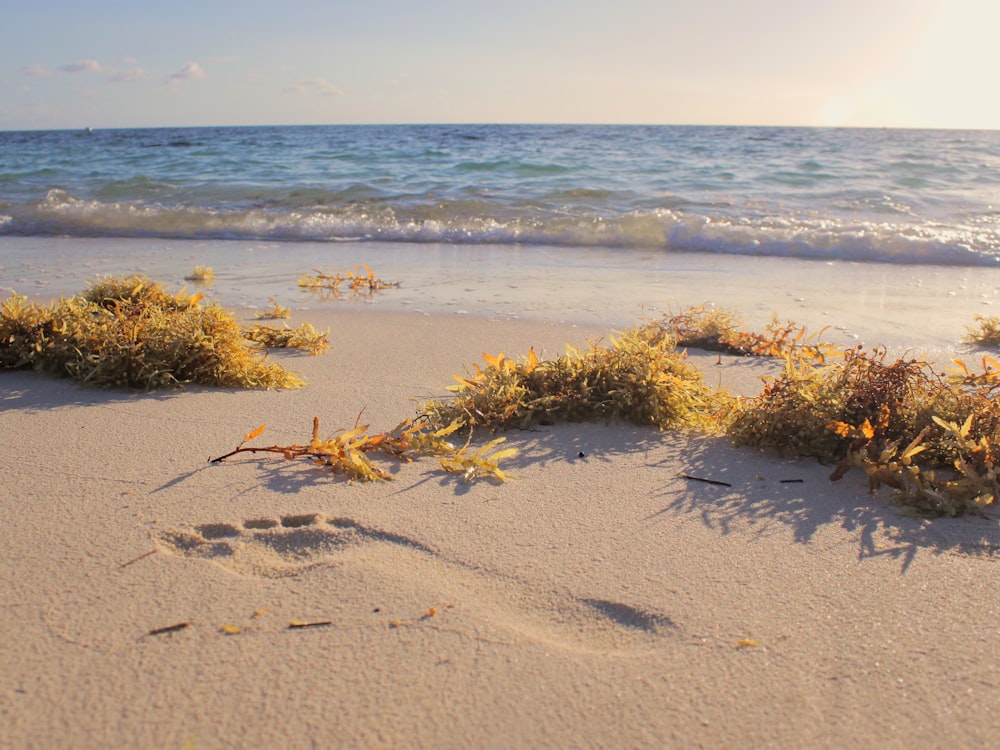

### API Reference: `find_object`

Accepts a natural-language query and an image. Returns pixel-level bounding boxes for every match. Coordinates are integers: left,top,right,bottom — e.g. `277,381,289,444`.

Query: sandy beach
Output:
3,240,1000,748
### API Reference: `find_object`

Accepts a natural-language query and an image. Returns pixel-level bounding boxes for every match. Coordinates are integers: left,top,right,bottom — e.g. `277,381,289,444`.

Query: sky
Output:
1,0,997,131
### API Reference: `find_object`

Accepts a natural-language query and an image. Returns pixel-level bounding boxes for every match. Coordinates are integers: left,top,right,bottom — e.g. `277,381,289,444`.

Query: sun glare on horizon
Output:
812,0,1000,129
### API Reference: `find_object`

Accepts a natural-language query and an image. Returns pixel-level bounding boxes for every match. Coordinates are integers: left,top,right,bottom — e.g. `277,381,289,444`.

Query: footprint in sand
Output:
156,513,433,578
156,513,679,652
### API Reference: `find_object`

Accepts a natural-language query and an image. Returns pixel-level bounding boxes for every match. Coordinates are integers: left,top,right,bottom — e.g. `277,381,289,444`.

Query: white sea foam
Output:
2,193,995,265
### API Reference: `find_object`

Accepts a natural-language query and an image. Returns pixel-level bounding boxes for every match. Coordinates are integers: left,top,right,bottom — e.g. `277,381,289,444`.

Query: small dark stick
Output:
147,622,190,637
678,473,732,488
119,549,156,569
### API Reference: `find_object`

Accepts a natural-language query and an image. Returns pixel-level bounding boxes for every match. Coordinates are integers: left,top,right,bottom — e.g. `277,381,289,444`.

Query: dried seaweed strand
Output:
297,264,400,293
119,550,157,569
210,417,515,483
288,620,332,629
147,622,190,637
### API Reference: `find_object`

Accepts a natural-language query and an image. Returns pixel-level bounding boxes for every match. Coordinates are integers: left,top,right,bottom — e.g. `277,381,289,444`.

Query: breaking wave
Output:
1,188,997,266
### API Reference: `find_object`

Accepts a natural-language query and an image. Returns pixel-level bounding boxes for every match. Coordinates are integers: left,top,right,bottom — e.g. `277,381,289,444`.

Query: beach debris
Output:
678,473,732,488
210,417,516,483
254,296,291,319
964,315,1000,347
388,605,444,629
297,265,400,295
289,620,332,629
242,322,329,355
146,622,191,637
735,638,761,648
184,265,215,282
220,609,273,634
727,345,1000,515
119,549,157,569
0,276,304,389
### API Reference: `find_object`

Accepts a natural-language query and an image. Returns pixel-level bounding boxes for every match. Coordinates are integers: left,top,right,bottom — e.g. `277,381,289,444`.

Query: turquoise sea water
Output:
2,124,999,266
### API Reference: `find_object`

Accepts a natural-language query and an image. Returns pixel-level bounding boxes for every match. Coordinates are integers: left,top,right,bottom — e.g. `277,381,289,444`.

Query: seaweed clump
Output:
964,315,1000,346
652,304,832,360
298,265,400,295
243,322,330,355
184,265,215,282
0,276,303,389
726,345,1000,515
254,296,291,320
424,327,721,432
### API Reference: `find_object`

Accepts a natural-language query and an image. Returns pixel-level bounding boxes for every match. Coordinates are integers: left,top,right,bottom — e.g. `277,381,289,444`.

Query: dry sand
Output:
3,242,1000,748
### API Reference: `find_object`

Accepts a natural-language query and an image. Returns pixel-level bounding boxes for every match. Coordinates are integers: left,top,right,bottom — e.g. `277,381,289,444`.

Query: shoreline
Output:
4,235,1000,359
3,241,1000,747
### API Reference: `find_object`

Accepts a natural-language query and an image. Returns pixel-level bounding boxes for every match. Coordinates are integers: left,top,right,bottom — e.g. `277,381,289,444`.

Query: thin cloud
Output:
20,64,53,78
169,62,206,83
109,68,150,82
21,60,102,78
22,58,204,85
284,77,344,97
58,60,102,74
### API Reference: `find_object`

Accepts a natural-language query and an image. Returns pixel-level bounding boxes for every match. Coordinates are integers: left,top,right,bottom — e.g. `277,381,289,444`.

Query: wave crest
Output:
1,193,997,266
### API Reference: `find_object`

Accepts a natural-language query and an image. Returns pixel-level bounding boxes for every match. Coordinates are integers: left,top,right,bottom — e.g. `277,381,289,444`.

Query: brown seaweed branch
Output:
297,265,401,293
210,418,515,483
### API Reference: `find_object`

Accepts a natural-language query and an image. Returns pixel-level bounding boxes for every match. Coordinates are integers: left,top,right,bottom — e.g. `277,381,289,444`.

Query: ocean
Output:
4,124,1000,355
2,124,999,265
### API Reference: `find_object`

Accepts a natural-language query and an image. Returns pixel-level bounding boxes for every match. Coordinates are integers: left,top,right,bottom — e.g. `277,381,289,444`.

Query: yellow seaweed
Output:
1,276,303,389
